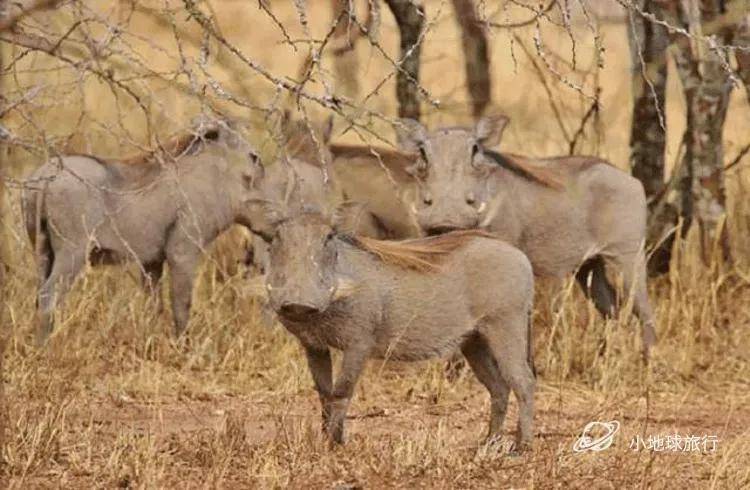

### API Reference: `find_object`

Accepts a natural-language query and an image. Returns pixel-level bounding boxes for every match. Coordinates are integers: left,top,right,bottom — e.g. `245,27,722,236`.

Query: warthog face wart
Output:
395,114,509,236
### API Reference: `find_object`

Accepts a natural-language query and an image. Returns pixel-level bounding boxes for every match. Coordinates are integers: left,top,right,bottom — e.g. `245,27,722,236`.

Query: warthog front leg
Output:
460,335,510,441
166,232,202,337
302,345,333,430
167,257,198,337
327,344,370,444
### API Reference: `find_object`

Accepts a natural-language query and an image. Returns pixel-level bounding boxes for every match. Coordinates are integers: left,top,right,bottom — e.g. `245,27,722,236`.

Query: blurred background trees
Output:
1,0,749,277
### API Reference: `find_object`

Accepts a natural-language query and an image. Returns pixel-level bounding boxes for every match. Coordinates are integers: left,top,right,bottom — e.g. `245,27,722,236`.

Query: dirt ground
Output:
7,370,749,488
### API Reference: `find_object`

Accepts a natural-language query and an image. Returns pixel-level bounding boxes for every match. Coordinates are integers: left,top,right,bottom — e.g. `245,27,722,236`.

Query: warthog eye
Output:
471,143,480,157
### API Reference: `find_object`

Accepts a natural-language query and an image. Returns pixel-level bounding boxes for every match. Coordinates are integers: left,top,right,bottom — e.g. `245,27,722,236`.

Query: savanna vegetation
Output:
0,0,749,488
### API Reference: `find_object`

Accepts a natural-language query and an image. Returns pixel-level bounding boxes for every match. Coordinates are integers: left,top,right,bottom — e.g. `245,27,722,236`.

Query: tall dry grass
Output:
1,0,749,487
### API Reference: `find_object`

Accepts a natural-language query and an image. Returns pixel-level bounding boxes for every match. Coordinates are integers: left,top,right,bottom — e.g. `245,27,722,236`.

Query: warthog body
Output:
22,120,263,342
253,197,536,448
395,116,656,356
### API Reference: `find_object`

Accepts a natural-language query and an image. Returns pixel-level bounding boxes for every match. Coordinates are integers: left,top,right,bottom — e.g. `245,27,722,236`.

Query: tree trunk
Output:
673,0,733,264
735,13,750,102
450,0,491,119
627,0,674,274
330,0,361,99
384,0,424,120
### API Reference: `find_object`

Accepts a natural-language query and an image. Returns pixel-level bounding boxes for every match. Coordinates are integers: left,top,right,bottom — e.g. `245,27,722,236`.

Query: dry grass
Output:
2,1,750,488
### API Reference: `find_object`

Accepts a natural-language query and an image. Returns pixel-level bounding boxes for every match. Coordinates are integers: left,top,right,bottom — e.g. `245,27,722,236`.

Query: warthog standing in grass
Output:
395,115,656,358
249,191,536,449
22,119,264,343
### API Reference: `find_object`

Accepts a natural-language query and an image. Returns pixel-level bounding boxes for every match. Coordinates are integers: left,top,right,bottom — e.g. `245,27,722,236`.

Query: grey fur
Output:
396,116,657,358
22,119,264,343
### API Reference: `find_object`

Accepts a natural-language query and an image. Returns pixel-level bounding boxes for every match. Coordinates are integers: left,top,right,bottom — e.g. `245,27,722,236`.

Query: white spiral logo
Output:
572,421,620,453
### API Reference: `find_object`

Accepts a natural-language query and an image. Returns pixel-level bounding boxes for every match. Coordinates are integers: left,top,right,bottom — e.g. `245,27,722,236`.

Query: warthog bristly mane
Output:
351,229,498,272
485,150,565,190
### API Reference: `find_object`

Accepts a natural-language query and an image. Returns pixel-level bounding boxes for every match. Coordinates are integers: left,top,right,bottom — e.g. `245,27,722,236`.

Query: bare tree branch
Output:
0,0,61,32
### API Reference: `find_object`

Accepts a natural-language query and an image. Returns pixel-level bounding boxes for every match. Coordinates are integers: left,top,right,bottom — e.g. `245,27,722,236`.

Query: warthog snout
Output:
278,302,322,320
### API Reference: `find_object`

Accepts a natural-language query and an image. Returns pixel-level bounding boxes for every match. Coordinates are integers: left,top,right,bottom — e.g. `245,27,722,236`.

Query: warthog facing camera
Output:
249,190,536,449
396,115,657,358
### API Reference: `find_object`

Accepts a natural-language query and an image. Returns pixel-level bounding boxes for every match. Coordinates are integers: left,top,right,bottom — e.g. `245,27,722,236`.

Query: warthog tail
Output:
527,308,536,379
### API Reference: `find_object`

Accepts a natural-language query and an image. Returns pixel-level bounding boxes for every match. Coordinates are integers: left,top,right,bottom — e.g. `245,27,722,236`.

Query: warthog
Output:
281,115,420,238
394,115,657,357
22,118,264,343
247,116,421,273
249,192,536,449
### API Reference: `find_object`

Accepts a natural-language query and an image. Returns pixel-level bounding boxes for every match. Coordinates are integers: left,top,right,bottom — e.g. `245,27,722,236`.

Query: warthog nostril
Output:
279,303,321,319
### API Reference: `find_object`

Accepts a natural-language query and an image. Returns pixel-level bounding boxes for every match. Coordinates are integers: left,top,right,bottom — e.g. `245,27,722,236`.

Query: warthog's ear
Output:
475,113,509,148
332,201,368,235
394,118,427,153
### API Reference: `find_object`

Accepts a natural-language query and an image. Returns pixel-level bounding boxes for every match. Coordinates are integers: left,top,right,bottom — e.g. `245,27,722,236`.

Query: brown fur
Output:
330,144,416,175
353,229,497,272
488,152,565,190
101,124,221,166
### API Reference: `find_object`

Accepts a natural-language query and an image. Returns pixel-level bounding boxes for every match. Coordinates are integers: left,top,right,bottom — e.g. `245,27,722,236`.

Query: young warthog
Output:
252,197,536,448
22,118,263,343
395,115,656,357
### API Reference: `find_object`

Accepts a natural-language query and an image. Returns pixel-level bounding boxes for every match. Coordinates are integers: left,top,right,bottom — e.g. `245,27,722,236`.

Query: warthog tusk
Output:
332,277,358,301
410,202,418,216
479,196,502,228
477,201,486,214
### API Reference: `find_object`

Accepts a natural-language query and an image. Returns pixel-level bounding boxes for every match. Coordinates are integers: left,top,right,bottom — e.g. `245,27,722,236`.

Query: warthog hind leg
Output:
37,249,85,345
141,261,165,314
613,250,657,360
460,334,510,441
481,315,535,452
576,255,618,318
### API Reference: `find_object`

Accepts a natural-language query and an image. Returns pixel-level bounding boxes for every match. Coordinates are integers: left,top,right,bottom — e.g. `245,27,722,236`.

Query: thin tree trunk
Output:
627,0,674,274
331,0,361,99
735,13,750,102
450,0,491,119
673,0,733,263
384,0,424,120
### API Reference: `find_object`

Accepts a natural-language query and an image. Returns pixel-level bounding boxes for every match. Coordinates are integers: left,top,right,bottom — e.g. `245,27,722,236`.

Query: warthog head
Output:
395,114,509,235
246,169,357,321
196,118,271,229
257,206,357,321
